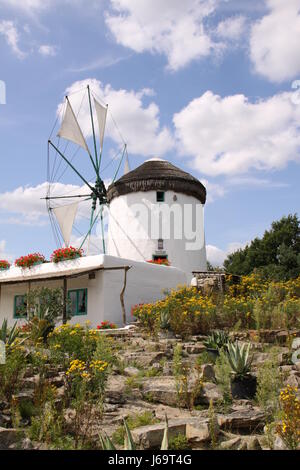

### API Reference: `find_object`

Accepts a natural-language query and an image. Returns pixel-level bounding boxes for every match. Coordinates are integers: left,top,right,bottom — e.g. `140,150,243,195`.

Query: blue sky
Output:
0,0,299,265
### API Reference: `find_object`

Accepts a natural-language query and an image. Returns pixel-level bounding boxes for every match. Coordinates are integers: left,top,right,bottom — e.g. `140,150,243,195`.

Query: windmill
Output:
46,84,128,254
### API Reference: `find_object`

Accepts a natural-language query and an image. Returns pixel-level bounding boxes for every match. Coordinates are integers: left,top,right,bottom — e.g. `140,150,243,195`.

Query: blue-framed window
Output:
14,295,27,319
68,289,88,316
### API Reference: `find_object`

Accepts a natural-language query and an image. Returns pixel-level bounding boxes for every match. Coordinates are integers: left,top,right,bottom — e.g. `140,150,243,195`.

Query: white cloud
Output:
200,179,226,202
105,0,221,71
0,20,26,59
207,241,246,267
0,240,14,262
250,0,300,82
173,90,300,176
216,15,246,40
0,182,92,225
0,0,47,12
38,44,57,56
58,79,174,156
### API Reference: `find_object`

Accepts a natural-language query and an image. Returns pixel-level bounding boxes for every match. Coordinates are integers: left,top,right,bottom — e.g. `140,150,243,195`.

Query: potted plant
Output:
51,246,83,263
15,253,45,269
204,330,231,360
147,258,170,266
97,321,117,330
0,260,10,271
227,342,256,399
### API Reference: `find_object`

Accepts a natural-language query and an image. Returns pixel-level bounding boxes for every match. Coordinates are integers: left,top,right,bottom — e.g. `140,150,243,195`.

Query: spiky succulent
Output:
100,415,169,450
0,319,19,346
227,342,252,378
160,311,170,330
204,330,231,351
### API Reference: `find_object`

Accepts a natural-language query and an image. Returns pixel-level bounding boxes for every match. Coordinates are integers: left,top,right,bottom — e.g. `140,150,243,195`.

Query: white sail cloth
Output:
52,202,79,247
94,98,107,151
57,100,90,152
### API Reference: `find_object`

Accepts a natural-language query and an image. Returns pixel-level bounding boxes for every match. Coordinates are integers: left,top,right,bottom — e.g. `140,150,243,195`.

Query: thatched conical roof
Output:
107,159,206,204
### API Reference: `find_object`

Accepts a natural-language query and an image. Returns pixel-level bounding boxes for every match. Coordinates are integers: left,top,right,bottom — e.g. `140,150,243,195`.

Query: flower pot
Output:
231,374,257,399
206,348,219,361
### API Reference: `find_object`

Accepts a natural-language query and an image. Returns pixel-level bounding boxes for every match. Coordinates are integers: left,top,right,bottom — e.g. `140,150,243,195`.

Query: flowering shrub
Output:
97,321,117,330
51,246,83,263
0,260,10,270
48,323,98,363
133,275,300,336
276,385,300,449
147,258,170,266
15,253,45,269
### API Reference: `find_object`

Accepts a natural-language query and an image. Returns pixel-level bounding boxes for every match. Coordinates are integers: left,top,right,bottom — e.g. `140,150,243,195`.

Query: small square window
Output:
68,289,88,316
158,239,164,250
156,191,165,202
14,295,27,319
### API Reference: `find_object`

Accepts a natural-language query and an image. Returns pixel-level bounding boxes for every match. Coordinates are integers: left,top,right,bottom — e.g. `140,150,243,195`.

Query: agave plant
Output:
226,342,252,378
100,415,169,450
0,318,19,346
204,330,231,352
160,310,170,330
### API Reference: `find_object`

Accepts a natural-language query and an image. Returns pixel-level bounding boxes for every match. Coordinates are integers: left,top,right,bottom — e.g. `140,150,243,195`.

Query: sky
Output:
0,0,299,266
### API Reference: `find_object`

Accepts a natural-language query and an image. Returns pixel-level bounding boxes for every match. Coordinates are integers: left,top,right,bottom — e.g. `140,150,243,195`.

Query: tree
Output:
224,214,300,280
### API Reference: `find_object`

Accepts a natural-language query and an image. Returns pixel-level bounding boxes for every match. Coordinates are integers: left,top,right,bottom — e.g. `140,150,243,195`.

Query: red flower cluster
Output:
147,258,170,266
51,246,83,263
97,321,117,330
15,253,45,269
131,303,144,316
0,260,10,270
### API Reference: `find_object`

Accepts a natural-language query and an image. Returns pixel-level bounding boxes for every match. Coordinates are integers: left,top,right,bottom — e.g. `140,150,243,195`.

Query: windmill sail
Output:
124,153,130,175
94,98,107,151
57,99,90,152
52,202,79,247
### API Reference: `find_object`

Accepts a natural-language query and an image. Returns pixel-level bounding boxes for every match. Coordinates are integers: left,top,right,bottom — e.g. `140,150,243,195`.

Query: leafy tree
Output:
224,214,300,280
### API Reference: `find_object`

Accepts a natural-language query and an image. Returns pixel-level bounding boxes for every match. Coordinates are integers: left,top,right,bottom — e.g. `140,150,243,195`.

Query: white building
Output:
107,158,207,273
0,159,207,327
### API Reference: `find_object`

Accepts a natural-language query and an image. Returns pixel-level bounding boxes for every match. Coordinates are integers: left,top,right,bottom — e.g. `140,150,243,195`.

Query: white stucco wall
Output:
107,190,207,274
0,255,189,328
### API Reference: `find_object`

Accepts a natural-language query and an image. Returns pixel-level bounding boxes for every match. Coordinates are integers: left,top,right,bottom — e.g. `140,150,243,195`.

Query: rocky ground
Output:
1,326,300,450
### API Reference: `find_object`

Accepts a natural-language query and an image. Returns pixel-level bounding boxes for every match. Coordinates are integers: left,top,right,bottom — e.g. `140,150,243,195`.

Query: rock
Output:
0,414,12,428
106,376,128,404
0,428,24,450
142,377,178,406
142,376,222,407
183,343,206,355
131,420,187,449
217,408,265,432
123,351,167,368
246,436,262,450
21,437,34,450
292,337,300,351
12,391,34,402
274,436,288,450
252,353,270,366
198,383,223,405
294,362,300,372
276,331,288,345
220,436,242,450
285,373,300,388
22,375,40,390
201,364,215,382
185,419,213,443
124,366,140,377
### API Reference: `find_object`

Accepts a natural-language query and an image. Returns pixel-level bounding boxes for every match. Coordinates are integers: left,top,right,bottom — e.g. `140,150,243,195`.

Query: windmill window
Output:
14,295,27,319
156,191,165,202
68,289,88,316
